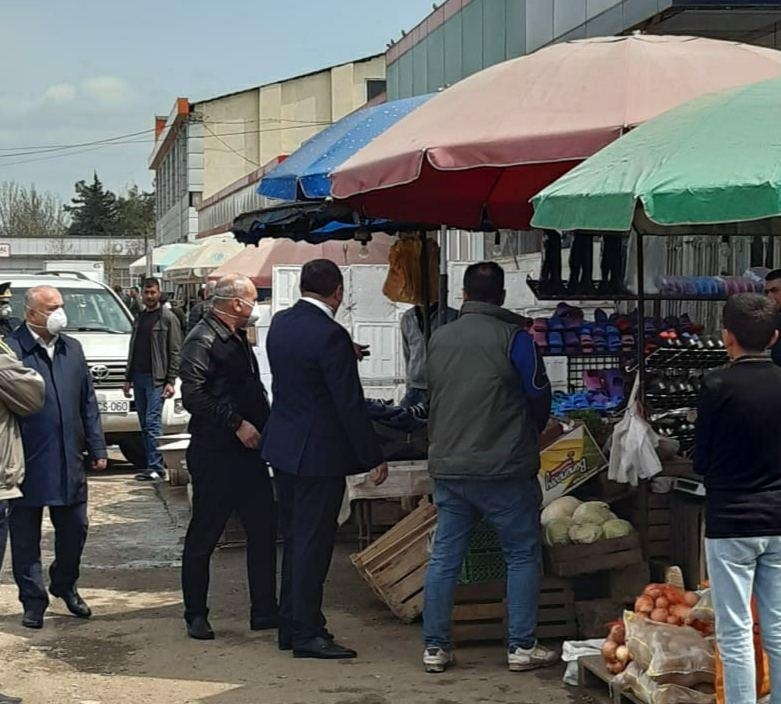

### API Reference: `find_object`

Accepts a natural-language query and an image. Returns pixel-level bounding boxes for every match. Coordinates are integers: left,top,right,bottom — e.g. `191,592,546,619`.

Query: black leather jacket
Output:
179,312,270,449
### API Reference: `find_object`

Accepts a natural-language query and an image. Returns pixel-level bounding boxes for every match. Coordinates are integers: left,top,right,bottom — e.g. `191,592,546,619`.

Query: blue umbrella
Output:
258,94,434,201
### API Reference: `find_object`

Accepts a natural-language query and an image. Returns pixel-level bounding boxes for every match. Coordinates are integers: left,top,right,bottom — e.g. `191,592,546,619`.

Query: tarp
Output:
258,94,433,201
128,243,198,275
163,234,244,281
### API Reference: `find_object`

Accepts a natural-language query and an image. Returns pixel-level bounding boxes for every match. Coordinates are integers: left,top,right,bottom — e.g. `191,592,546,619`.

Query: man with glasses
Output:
178,274,276,640
764,270,781,366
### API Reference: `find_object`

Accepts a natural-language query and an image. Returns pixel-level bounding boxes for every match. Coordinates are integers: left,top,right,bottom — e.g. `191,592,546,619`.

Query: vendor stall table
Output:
347,460,432,548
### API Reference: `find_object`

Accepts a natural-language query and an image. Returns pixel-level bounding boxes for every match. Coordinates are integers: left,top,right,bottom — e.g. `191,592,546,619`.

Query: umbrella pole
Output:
420,231,432,343
636,230,646,403
439,225,449,326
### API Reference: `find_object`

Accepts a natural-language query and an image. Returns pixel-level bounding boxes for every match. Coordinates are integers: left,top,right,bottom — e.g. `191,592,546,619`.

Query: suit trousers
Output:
275,471,345,646
181,442,277,621
10,502,88,609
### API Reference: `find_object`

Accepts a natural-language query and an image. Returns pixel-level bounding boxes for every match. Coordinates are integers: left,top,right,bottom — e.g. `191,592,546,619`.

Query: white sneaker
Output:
507,641,558,672
423,646,454,673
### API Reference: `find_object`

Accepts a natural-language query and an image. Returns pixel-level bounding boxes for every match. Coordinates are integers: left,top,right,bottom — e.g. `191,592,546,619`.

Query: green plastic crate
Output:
458,521,506,584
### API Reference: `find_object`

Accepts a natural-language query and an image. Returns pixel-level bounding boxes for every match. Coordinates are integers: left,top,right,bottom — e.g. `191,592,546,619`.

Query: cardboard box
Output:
538,424,607,507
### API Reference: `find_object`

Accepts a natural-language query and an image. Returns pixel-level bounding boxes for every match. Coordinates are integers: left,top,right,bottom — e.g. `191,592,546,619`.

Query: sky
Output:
0,0,429,202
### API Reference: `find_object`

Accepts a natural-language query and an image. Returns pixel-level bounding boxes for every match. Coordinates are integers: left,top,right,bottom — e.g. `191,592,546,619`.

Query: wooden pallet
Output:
578,655,645,704
544,534,643,577
350,500,437,623
451,576,577,644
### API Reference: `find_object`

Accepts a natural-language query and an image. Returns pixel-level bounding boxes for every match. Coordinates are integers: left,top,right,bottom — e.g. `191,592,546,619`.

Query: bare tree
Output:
0,181,68,237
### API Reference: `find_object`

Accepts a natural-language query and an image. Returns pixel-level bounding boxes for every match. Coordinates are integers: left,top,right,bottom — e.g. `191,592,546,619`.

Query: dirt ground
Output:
0,468,583,704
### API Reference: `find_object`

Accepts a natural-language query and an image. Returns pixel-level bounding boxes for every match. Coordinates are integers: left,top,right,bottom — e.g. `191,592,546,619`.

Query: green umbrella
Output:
531,76,781,233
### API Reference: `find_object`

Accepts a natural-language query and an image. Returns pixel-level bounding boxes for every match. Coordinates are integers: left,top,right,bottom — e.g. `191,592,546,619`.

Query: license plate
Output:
97,397,130,415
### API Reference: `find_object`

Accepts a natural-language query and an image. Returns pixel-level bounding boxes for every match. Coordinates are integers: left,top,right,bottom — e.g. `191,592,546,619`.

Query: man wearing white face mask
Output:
5,285,107,630
178,274,276,640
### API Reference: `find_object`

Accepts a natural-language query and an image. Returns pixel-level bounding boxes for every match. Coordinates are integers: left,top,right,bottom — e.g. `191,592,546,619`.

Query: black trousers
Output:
10,502,88,609
275,472,345,646
181,442,277,621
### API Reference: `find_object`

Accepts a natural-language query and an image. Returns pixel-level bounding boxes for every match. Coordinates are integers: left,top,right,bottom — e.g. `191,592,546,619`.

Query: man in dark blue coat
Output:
5,285,107,629
263,259,388,660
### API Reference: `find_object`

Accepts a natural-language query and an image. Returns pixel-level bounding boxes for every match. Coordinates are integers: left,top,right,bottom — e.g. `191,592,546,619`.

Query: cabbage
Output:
569,523,604,544
544,517,574,546
541,496,582,526
572,501,614,526
603,518,633,539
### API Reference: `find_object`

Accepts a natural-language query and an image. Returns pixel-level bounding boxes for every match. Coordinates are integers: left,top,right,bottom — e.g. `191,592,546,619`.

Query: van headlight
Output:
174,399,185,415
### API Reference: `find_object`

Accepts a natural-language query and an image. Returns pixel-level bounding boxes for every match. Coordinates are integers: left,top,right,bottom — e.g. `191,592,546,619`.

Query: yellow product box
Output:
538,424,607,507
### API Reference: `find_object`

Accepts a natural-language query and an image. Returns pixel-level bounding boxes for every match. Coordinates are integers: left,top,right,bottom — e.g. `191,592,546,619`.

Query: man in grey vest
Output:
423,262,553,674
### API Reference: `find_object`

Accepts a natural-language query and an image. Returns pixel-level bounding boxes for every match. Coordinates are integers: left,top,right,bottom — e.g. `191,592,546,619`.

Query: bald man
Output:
179,274,276,640
5,286,107,630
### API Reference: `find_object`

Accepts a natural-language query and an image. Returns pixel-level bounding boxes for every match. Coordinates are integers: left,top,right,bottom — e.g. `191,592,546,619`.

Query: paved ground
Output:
0,469,583,704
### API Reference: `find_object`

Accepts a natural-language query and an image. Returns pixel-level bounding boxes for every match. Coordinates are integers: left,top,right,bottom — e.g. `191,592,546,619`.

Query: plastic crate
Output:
459,550,506,583
467,520,502,552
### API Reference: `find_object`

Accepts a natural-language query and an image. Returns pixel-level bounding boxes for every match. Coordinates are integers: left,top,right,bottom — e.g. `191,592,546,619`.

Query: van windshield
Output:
8,288,132,334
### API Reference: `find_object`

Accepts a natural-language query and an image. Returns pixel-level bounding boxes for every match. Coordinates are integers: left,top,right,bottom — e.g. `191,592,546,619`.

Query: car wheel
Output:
118,436,147,469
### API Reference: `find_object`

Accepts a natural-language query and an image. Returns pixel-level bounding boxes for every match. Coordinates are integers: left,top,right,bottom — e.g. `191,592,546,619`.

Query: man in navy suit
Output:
263,259,388,660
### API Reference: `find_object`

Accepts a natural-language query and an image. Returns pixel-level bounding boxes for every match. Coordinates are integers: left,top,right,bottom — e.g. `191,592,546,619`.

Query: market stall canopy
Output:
232,200,425,245
208,234,394,288
331,35,781,231
258,95,433,201
128,243,198,276
531,75,781,235
163,234,244,281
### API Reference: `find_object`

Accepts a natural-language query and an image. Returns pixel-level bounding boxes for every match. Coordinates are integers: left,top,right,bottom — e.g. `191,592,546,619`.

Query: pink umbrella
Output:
208,234,394,288
331,35,781,230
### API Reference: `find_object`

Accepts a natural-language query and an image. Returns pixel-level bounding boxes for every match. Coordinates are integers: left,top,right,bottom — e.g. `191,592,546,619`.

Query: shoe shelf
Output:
525,278,729,303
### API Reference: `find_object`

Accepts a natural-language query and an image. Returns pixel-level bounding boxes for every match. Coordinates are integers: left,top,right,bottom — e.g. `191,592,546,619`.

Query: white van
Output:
2,273,189,467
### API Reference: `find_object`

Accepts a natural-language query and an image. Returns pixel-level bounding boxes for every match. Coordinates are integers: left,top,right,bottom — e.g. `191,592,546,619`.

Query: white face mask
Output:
44,307,68,335
0,303,10,318
215,296,259,328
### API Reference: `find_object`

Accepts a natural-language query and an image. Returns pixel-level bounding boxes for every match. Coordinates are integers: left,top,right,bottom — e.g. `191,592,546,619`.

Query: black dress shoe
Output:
250,615,278,631
49,588,91,619
293,635,357,660
21,609,44,630
186,616,215,640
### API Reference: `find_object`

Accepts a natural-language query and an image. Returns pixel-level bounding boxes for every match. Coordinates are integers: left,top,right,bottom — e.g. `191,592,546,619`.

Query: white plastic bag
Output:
609,377,662,486
561,639,605,686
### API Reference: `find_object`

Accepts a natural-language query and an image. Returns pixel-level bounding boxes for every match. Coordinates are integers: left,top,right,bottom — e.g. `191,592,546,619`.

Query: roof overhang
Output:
148,97,190,170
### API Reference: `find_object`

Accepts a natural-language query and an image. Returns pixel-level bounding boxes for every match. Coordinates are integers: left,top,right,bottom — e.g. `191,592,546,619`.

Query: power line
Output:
0,128,158,156
201,124,259,166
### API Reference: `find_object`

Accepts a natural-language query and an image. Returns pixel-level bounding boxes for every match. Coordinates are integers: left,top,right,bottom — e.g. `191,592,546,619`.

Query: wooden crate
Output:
350,500,437,623
578,655,644,704
613,484,673,562
544,534,643,577
451,576,577,644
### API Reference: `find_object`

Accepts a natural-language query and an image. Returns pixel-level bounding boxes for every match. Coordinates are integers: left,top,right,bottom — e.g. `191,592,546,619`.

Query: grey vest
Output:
427,301,540,481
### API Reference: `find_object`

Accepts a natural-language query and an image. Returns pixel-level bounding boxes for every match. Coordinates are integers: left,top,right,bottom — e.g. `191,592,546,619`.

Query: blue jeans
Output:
132,373,164,472
0,500,8,573
706,537,781,704
423,476,542,650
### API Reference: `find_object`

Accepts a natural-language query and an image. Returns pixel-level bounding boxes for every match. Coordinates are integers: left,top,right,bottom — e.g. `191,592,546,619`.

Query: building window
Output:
366,78,387,102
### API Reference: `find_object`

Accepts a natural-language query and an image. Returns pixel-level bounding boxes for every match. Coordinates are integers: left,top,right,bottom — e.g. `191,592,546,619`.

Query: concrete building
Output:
386,0,781,99
0,236,144,287
150,55,387,245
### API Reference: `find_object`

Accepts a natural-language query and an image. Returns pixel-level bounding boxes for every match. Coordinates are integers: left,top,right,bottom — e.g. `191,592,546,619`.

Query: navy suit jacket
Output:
262,300,383,477
6,323,106,506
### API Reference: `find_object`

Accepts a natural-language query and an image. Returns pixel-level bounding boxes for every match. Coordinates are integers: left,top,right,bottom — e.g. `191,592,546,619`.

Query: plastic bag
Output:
609,377,662,486
382,238,439,305
561,639,604,686
613,662,715,704
625,610,715,688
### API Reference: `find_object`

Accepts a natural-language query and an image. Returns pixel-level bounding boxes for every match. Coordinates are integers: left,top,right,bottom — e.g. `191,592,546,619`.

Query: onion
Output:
635,595,654,613
671,605,692,621
602,640,618,660
650,608,668,622
666,615,680,625
684,591,700,606
608,624,626,645
655,596,670,609
615,645,630,663
606,661,625,675
643,583,663,599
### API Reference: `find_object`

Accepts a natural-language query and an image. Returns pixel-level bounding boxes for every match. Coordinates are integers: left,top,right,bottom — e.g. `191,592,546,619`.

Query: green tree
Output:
64,172,119,237
116,184,155,239
0,181,68,237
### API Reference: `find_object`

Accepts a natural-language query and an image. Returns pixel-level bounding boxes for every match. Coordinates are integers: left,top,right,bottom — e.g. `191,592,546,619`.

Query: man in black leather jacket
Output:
178,274,276,641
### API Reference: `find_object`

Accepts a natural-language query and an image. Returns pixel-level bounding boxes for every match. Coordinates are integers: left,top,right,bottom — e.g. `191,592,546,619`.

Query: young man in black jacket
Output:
178,274,276,641
695,293,781,703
